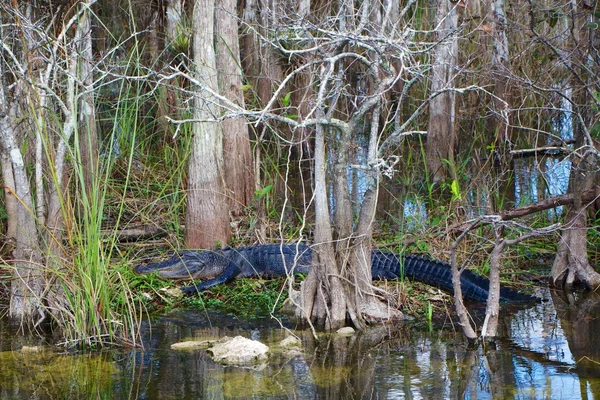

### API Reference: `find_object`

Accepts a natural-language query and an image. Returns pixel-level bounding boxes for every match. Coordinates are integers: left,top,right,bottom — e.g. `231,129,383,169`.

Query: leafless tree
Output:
548,1,600,291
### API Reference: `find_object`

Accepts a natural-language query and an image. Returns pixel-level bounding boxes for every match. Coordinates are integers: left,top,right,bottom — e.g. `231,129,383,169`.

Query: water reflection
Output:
502,290,600,399
1,296,600,399
0,328,118,400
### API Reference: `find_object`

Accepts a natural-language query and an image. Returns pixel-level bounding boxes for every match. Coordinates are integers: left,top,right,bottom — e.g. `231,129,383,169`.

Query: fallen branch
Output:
510,139,575,159
100,224,169,242
450,188,600,233
498,188,599,221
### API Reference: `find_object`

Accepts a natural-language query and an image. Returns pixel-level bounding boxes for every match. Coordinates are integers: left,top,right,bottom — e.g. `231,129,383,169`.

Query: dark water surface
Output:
1,290,599,399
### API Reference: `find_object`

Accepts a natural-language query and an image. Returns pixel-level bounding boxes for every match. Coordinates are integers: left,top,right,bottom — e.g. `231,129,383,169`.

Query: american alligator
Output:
135,244,539,303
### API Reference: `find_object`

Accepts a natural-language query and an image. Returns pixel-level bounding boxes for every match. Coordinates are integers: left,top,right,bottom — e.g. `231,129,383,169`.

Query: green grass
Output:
50,35,191,347
57,74,144,348
184,279,289,318
121,272,291,318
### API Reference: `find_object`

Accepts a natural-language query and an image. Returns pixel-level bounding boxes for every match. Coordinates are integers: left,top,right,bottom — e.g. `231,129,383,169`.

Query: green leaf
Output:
282,92,291,107
451,180,461,201
253,184,273,200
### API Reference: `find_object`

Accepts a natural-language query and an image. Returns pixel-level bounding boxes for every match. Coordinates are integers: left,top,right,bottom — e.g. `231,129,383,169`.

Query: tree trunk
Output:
300,123,346,330
0,141,17,239
290,0,405,330
489,0,510,141
158,0,185,138
0,5,46,324
425,0,458,185
1,113,46,323
240,0,284,108
185,0,231,248
474,0,511,341
216,0,254,217
489,0,514,210
481,228,503,339
332,113,366,330
552,153,600,290
550,1,600,291
77,0,99,204
0,9,12,238
165,0,184,43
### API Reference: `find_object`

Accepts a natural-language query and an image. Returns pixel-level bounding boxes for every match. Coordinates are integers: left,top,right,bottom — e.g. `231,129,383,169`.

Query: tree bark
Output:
332,110,365,330
489,0,514,210
165,0,184,44
216,0,254,217
300,123,346,330
426,0,458,184
550,1,600,292
1,110,46,323
0,140,17,239
185,0,231,248
0,4,47,324
77,0,99,196
552,153,600,290
450,234,478,341
240,0,284,108
481,228,503,339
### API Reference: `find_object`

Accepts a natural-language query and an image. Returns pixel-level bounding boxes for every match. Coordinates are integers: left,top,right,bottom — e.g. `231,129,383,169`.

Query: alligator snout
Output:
134,250,228,280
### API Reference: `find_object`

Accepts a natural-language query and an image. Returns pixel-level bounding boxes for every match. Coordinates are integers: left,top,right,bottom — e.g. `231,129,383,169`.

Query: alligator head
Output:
134,250,232,280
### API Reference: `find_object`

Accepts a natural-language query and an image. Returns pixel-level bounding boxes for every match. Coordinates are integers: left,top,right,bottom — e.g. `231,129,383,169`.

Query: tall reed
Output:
54,42,163,347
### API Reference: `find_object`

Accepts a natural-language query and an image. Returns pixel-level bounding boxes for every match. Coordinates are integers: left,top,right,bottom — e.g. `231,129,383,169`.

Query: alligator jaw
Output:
155,263,201,280
134,251,210,280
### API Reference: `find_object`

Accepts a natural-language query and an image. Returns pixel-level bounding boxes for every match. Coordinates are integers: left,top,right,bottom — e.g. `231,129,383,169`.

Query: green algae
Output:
0,348,119,399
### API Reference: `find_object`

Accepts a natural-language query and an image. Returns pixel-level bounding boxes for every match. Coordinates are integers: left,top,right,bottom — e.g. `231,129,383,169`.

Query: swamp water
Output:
1,289,599,399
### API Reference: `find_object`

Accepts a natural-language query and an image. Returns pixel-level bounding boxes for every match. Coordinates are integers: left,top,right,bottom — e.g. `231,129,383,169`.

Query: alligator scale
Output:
135,244,539,303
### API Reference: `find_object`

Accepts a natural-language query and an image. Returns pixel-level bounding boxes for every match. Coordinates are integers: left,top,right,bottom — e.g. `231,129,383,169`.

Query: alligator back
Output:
229,244,312,278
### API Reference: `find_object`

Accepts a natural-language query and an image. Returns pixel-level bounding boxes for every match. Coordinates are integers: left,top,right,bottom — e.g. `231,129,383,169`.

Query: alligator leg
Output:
180,263,243,294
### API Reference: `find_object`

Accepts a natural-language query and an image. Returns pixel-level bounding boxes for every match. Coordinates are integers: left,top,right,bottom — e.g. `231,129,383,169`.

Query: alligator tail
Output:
371,251,539,303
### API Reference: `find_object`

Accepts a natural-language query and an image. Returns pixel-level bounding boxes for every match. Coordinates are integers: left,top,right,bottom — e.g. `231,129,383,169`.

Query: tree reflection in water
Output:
1,300,600,399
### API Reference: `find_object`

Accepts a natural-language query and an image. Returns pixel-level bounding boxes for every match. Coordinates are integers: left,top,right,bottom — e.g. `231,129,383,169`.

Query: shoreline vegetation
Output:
115,219,550,319
1,0,598,346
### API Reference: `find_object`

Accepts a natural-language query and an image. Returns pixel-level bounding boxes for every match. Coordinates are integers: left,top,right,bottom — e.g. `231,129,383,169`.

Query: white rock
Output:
20,346,44,353
336,327,355,336
208,336,269,365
